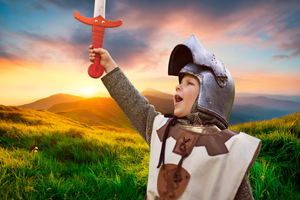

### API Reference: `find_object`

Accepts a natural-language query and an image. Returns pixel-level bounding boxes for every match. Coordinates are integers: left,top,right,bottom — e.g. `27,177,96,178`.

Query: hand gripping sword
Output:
74,0,122,78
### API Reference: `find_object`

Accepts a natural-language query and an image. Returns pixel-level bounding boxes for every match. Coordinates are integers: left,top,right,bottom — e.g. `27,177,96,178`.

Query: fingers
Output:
89,51,95,57
89,55,95,62
88,46,112,67
89,47,108,62
89,45,94,62
92,48,107,54
89,45,97,62
88,45,107,54
89,46,95,62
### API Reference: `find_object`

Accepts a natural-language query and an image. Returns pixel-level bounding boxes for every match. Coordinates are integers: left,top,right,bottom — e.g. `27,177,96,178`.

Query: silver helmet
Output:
168,35,235,127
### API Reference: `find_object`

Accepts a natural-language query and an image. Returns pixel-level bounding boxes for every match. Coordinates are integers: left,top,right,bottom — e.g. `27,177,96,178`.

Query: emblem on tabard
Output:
157,164,190,200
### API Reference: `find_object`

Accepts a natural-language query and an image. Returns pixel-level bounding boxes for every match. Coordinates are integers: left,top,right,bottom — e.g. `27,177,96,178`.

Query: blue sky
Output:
0,0,299,105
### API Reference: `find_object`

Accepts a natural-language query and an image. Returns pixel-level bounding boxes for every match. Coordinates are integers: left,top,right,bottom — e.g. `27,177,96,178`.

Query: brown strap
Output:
173,136,190,182
157,116,178,169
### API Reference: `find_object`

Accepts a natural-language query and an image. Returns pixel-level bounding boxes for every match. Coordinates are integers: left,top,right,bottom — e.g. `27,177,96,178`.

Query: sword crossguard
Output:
74,11,122,27
74,11,122,78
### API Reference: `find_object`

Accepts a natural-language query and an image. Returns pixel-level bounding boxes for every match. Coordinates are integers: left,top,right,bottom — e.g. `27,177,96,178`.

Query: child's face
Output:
174,74,200,117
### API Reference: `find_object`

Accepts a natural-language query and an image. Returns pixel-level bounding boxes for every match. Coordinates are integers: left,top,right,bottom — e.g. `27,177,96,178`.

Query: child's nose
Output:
176,84,182,91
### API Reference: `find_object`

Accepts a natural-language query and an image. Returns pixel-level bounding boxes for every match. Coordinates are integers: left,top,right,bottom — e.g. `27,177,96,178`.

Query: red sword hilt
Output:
74,11,122,78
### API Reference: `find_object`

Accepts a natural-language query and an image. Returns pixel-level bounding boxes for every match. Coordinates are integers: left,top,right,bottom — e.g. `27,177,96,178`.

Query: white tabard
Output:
146,115,261,200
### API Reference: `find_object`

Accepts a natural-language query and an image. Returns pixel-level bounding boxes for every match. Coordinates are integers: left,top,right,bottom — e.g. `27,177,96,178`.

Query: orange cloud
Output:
234,72,300,95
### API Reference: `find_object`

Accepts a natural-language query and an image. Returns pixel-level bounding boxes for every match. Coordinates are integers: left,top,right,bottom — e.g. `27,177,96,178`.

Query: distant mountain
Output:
236,93,300,103
46,91,297,127
17,89,299,127
229,104,291,125
141,90,299,124
234,96,300,111
48,97,133,130
141,88,173,100
13,98,40,106
142,89,300,111
142,90,298,125
142,94,296,125
18,93,86,110
228,114,247,125
144,95,174,114
47,95,174,129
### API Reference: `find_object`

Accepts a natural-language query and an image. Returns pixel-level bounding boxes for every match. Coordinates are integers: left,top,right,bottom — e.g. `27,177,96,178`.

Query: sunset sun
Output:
80,87,98,97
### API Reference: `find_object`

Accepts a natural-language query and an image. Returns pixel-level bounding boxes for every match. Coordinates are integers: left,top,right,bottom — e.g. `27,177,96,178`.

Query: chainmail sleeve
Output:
101,67,160,146
234,174,255,200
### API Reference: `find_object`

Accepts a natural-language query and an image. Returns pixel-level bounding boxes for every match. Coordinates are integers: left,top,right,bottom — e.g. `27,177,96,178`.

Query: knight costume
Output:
101,35,261,200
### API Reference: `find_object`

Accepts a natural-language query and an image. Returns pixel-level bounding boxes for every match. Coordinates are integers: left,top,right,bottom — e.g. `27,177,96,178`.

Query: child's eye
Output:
188,82,194,85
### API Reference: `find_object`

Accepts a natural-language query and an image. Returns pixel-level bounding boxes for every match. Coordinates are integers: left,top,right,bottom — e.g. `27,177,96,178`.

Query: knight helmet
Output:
168,35,235,127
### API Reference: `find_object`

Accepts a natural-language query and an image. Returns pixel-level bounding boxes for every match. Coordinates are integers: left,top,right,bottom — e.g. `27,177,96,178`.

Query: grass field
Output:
0,105,299,199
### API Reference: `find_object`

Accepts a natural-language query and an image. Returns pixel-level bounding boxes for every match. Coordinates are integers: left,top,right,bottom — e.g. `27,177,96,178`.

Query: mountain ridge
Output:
15,89,300,126
234,96,300,111
141,88,173,100
18,93,86,110
48,97,134,130
235,92,300,102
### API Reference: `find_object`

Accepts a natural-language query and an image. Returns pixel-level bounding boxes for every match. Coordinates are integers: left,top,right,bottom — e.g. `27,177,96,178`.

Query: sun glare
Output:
81,87,98,97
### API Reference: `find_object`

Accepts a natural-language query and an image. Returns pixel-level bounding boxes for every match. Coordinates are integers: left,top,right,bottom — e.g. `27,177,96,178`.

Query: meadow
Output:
0,105,299,199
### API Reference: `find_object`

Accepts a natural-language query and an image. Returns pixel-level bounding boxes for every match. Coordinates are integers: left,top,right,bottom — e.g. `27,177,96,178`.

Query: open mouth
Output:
175,95,183,103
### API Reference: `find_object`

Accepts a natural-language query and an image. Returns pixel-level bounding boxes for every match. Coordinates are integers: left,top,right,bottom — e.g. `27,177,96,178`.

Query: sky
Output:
0,0,299,105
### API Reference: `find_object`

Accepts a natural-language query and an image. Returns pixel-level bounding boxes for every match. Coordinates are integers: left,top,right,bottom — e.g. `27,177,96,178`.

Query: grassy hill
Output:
47,96,172,127
0,105,299,199
48,97,134,130
230,113,300,199
0,105,148,199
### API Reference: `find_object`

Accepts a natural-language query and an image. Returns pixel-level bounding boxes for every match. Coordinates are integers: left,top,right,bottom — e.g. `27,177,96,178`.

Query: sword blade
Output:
94,0,106,18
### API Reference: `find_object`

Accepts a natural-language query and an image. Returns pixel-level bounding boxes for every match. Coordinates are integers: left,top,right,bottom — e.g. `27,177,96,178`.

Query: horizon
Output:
0,0,300,105
10,88,300,107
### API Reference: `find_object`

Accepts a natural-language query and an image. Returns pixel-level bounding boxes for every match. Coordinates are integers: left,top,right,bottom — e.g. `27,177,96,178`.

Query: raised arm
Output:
89,46,160,146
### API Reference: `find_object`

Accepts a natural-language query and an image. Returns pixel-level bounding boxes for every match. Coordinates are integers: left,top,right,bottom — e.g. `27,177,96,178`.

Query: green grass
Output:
0,105,148,200
230,112,300,199
0,105,299,199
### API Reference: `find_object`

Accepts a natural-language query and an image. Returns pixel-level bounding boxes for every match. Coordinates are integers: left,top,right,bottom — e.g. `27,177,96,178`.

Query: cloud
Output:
233,77,254,83
90,0,300,70
1,0,300,104
41,0,121,18
29,2,47,12
113,1,299,42
69,26,92,46
264,9,300,62
271,55,290,62
271,38,300,62
0,28,90,71
274,31,300,58
42,0,93,10
0,46,14,60
1,0,299,72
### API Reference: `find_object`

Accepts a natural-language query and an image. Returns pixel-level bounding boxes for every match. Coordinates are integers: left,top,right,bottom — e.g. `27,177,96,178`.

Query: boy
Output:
88,35,261,200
